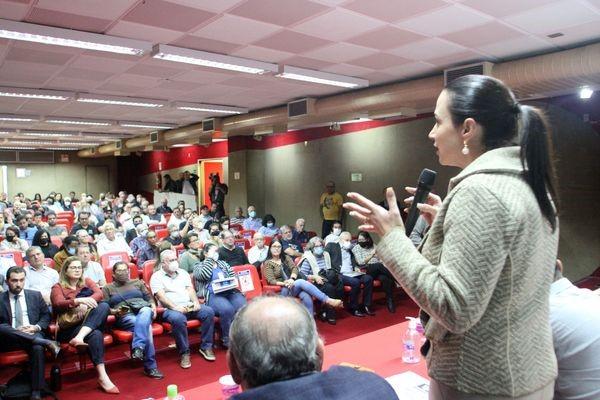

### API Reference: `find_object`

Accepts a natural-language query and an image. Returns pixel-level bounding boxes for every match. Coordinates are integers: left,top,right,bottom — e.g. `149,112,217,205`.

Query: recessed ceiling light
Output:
579,87,593,99
46,118,112,126
0,114,37,122
119,122,176,129
152,44,278,75
22,131,75,137
170,144,194,148
212,138,227,142
277,65,369,88
174,102,248,115
77,94,166,108
0,18,152,55
0,87,73,101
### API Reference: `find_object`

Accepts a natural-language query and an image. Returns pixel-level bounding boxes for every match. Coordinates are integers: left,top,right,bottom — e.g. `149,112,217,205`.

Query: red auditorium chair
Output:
142,260,156,284
238,229,255,240
149,223,167,232
0,250,23,267
104,262,139,283
232,264,263,300
259,264,282,294
100,252,130,269
56,218,72,230
112,323,164,344
230,223,243,232
0,350,29,367
155,228,169,241
50,236,63,248
307,231,317,239
233,239,248,249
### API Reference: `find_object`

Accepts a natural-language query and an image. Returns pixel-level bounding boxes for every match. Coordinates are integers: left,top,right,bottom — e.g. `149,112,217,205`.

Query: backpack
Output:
0,369,58,400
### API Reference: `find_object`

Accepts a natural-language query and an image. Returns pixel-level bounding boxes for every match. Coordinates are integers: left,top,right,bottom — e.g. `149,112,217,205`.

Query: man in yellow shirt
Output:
319,181,344,237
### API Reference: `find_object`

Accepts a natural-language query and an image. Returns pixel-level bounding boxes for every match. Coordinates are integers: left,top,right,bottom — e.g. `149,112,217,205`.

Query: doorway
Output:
198,160,223,208
85,165,109,197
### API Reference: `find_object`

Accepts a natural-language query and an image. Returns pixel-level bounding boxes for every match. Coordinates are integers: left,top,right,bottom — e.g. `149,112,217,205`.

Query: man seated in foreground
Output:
227,296,398,400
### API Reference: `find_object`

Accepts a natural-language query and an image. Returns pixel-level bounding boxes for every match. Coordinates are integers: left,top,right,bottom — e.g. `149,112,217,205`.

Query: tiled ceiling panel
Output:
122,0,216,31
191,14,282,45
229,0,329,27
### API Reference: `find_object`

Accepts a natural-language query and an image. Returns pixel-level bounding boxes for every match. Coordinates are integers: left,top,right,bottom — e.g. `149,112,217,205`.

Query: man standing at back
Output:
319,181,343,238
227,296,398,400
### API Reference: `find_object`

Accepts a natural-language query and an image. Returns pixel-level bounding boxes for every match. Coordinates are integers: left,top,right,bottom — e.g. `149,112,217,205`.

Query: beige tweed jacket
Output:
377,146,558,397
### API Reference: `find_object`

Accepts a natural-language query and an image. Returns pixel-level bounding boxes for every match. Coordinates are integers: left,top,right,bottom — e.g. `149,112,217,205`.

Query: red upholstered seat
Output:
0,250,24,267
232,264,263,300
155,228,169,241
259,263,282,294
50,236,63,248
162,319,201,333
149,223,167,232
112,323,164,343
104,262,138,283
142,260,156,284
0,350,28,366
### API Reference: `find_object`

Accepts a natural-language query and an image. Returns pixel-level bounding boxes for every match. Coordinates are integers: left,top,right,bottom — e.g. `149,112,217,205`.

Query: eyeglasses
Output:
68,266,83,270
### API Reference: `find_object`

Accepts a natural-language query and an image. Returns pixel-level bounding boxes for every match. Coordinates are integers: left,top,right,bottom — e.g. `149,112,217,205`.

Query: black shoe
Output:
319,310,327,322
352,310,366,317
131,347,144,361
46,340,61,359
327,317,337,325
363,306,376,316
144,368,164,380
387,298,396,313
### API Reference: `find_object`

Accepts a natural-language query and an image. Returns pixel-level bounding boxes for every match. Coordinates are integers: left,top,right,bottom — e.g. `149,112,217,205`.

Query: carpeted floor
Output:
1,293,418,400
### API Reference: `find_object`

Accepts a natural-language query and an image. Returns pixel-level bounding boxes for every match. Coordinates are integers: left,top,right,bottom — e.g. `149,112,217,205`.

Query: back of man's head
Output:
228,296,323,390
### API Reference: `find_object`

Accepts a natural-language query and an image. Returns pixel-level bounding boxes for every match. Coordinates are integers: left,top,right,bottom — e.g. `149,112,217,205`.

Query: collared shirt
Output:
340,248,353,274
97,236,133,257
130,236,158,266
242,217,262,231
9,292,30,328
149,268,192,307
47,225,67,237
83,261,105,285
352,244,381,265
247,246,268,265
324,233,340,245
24,265,59,300
550,278,600,400
18,226,38,245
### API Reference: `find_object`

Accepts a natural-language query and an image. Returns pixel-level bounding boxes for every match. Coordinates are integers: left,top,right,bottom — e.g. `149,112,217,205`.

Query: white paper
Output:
385,371,429,400
237,269,254,293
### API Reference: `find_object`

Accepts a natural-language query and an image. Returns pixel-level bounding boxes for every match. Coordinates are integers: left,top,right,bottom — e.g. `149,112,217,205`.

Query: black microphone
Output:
405,168,437,235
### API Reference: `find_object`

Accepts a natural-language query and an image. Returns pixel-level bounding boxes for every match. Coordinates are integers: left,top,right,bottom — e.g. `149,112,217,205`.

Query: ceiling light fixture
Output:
77,94,166,108
0,18,152,55
212,138,227,142
60,141,103,146
174,102,248,115
0,87,73,101
8,141,55,145
0,114,37,122
47,147,79,151
0,146,36,150
22,131,75,137
119,122,176,129
277,65,368,88
170,144,194,148
46,118,112,126
152,44,278,75
579,87,594,99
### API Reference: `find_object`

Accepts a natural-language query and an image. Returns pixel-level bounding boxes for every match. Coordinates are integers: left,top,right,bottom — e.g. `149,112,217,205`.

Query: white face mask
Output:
332,228,341,236
342,241,352,250
167,261,178,272
170,231,180,238
209,252,219,262
266,222,274,228
222,224,229,230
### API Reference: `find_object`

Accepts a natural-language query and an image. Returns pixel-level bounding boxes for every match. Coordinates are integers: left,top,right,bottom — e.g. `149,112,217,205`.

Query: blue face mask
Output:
266,222,274,228
249,211,256,218
67,247,76,255
313,247,324,256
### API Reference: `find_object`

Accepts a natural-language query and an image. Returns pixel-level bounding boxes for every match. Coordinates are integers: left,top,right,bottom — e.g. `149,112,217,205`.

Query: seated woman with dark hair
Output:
53,235,80,271
50,256,117,394
193,243,246,348
32,229,59,259
0,226,29,252
257,214,279,237
263,239,342,315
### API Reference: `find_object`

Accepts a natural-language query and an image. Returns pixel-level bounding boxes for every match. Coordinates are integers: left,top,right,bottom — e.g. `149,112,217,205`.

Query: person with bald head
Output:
227,296,398,400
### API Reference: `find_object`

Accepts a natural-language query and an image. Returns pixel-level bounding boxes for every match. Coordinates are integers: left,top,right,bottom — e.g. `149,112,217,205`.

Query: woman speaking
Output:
345,75,559,400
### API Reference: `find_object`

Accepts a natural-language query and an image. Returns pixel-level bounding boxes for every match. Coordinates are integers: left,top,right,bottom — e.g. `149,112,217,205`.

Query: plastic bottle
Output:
49,364,61,391
164,384,185,400
402,317,421,364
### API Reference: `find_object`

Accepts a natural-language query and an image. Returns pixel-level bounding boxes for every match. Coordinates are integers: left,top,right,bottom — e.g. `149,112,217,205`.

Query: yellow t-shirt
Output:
320,192,343,221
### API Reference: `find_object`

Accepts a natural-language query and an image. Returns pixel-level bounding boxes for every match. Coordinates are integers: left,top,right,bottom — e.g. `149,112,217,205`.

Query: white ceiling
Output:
0,0,599,149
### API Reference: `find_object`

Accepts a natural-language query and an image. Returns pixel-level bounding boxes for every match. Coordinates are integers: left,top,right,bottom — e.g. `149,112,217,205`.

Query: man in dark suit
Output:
228,296,398,400
0,267,60,400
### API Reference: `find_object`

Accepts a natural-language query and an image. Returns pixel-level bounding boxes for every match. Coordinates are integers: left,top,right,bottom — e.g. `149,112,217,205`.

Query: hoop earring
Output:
461,142,469,155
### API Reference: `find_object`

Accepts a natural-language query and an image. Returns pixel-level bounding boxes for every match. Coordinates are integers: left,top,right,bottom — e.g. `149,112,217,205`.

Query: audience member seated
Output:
280,225,303,258
230,207,245,226
156,198,172,215
197,205,213,228
75,229,99,260
292,218,309,244
550,260,600,400
53,235,79,271
0,226,29,252
352,231,396,313
101,207,122,230
130,226,158,267
77,244,106,287
242,205,261,231
103,261,163,380
16,215,37,245
0,266,61,400
167,207,185,229
219,216,231,234
299,237,343,325
247,233,268,269
327,232,373,317
227,296,399,400
150,250,216,367
200,222,221,245
125,215,143,244
257,214,279,237
33,211,48,230
97,223,133,258
70,211,99,238
178,233,202,273
193,243,246,349
181,215,203,237
323,221,342,245
32,228,59,259
0,212,11,235
146,204,165,225
50,256,117,394
45,211,67,238
62,197,74,213
218,231,249,267
165,225,182,246
264,239,342,315
24,246,59,306
178,208,194,231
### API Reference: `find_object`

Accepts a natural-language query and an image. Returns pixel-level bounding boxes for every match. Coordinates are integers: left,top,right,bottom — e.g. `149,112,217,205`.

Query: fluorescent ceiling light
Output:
77,94,166,108
579,87,593,99
212,138,227,142
46,117,112,126
277,65,368,88
47,147,78,151
174,102,248,115
60,142,103,146
0,86,73,101
170,144,193,148
119,121,176,129
0,147,35,150
152,44,278,75
0,114,37,122
8,141,55,145
0,18,152,55
22,131,75,137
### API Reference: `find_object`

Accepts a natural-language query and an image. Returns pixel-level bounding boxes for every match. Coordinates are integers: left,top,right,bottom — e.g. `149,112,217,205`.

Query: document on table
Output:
385,371,429,400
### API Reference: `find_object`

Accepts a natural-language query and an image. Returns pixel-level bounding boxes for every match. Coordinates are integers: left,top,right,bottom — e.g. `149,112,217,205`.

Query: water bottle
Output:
49,364,61,391
402,317,421,364
164,384,185,400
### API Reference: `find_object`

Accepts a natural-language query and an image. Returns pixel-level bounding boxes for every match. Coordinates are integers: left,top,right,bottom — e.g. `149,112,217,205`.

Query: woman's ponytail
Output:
518,105,559,231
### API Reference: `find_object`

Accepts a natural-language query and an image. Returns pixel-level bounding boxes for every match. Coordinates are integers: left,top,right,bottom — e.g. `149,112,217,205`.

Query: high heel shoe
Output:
98,380,120,394
326,298,344,309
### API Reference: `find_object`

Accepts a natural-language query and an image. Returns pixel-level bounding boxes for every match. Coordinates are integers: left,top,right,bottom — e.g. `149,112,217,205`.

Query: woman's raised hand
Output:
344,188,404,237
403,186,442,226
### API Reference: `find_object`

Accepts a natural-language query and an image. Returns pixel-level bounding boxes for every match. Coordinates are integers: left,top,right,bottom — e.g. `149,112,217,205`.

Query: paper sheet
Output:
385,371,429,400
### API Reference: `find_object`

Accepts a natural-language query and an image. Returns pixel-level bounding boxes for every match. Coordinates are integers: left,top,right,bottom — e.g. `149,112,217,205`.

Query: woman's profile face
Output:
429,90,464,167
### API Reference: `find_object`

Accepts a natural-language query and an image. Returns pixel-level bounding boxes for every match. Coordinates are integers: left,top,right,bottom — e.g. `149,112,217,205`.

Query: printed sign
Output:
236,269,254,293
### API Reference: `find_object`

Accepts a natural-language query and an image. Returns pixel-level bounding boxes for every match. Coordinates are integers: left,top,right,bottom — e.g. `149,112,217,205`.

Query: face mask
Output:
115,272,129,283
40,238,49,245
140,229,149,237
332,228,341,236
313,247,324,256
167,261,178,272
248,211,256,218
266,222,274,228
210,230,219,237
67,248,76,255
342,241,352,250
6,235,14,242
222,224,229,230
209,252,219,261
133,221,141,227
170,231,180,238
358,241,369,248
64,201,71,206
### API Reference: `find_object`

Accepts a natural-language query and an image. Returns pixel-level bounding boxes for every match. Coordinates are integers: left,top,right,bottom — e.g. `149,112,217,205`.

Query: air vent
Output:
288,98,315,119
150,131,159,143
0,151,17,163
90,147,97,155
444,62,493,86
115,140,123,150
202,118,222,133
18,151,55,163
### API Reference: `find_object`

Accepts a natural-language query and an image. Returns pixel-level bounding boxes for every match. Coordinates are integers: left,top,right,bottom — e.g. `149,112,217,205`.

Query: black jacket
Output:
0,289,51,331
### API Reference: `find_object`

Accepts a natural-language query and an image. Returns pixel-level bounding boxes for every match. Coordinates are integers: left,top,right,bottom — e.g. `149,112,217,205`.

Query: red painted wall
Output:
139,141,229,175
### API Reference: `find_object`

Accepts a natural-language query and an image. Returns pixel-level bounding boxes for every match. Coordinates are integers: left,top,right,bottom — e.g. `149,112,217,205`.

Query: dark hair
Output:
6,266,26,280
262,214,276,227
60,235,79,251
357,231,374,248
16,215,27,223
182,232,198,249
200,205,209,211
112,261,129,274
78,211,90,219
266,239,283,260
32,229,51,247
5,226,19,236
445,75,558,230
46,211,56,217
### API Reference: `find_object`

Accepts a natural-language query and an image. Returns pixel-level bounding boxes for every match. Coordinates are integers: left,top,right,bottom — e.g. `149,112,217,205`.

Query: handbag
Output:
113,284,151,315
56,286,94,329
